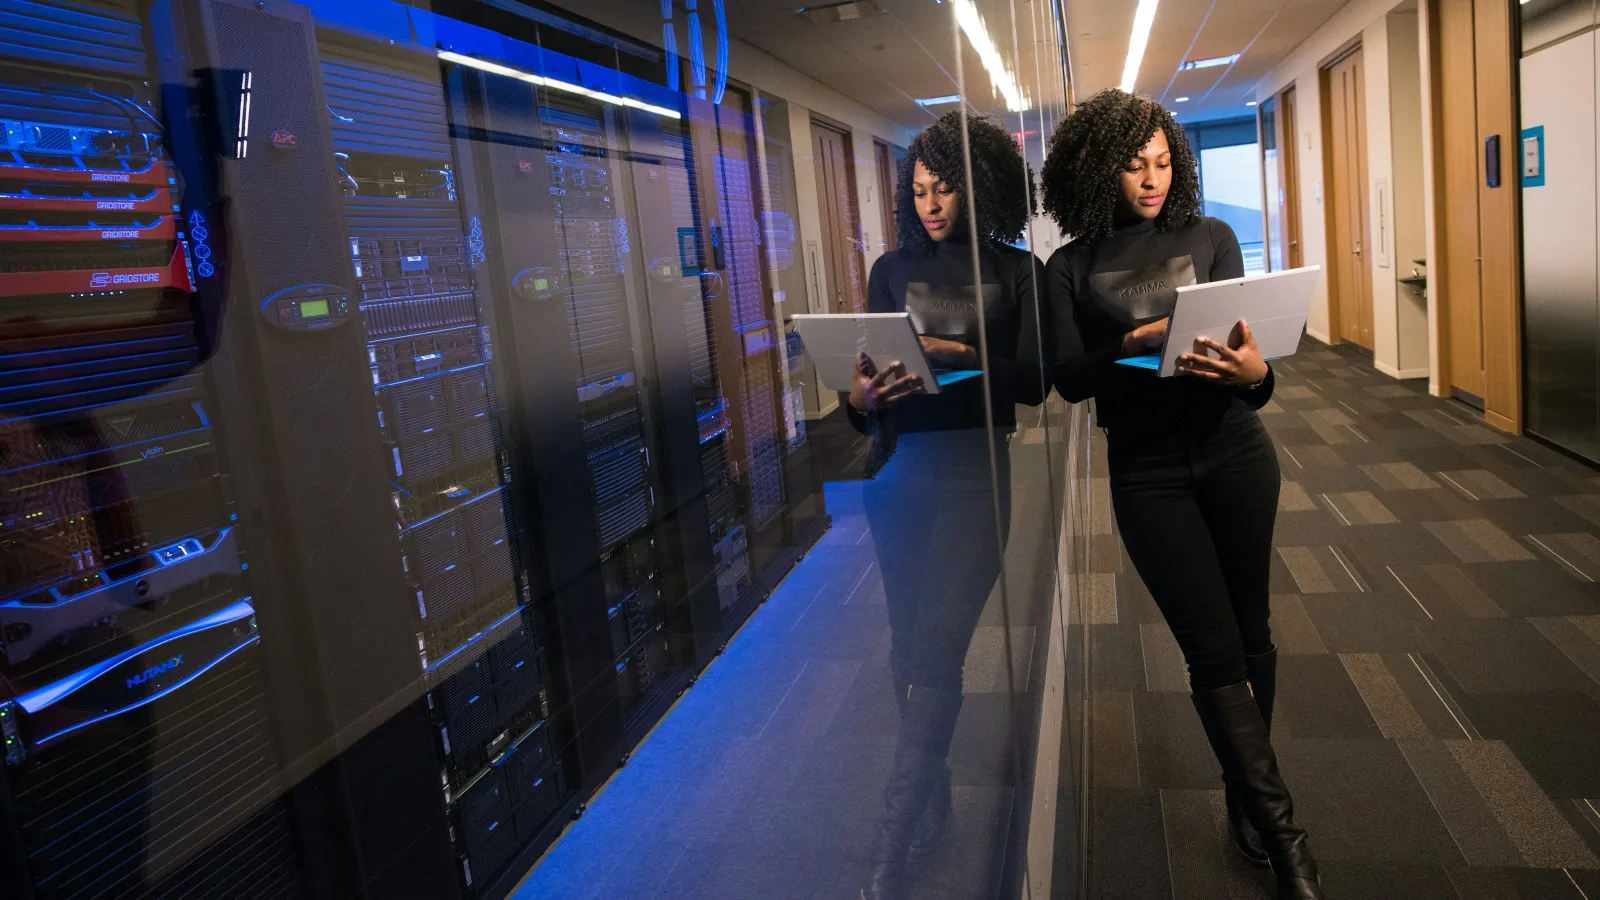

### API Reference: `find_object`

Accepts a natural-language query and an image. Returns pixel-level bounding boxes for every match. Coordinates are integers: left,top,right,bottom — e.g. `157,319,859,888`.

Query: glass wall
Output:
1520,0,1600,462
0,1,1090,899
1260,97,1284,272
1187,118,1267,275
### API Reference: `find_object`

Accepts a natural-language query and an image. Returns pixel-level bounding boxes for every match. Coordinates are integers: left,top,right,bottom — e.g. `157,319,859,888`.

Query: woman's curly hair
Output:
1040,89,1202,245
896,111,1034,254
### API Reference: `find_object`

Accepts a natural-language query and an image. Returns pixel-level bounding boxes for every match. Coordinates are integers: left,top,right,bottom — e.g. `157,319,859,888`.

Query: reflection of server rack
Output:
682,89,825,629
653,124,750,616
0,2,304,896
315,33,564,896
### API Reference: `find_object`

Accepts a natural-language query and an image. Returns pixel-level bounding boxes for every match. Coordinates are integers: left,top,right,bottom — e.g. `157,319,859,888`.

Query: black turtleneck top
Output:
845,239,1045,434
1044,216,1274,434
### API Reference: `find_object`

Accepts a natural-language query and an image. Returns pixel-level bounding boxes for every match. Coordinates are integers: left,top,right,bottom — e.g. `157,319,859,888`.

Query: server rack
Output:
0,1,305,898
0,1,832,897
311,30,565,895
452,57,704,791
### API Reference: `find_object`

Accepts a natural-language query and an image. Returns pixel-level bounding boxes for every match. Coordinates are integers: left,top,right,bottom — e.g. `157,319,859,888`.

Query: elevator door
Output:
1324,47,1375,349
811,121,865,314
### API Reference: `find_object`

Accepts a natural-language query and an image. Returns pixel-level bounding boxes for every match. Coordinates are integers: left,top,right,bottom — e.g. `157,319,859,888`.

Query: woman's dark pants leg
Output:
862,429,1010,899
1109,409,1323,898
1106,409,1280,690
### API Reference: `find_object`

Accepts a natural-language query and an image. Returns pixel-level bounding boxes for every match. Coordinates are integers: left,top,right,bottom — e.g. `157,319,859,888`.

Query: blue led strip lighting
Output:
16,599,256,715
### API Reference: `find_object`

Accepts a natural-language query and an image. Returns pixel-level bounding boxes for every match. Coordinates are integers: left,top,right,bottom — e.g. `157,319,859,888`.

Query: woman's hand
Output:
918,336,978,369
849,352,925,412
1176,319,1269,387
1121,317,1169,356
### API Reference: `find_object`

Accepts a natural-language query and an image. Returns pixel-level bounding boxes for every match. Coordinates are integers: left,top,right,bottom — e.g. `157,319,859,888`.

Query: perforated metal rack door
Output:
5,651,303,900
0,0,146,77
320,37,451,160
194,0,421,760
540,97,636,390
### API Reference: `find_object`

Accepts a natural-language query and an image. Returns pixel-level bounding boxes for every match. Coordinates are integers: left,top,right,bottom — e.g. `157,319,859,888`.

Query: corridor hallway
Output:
1082,341,1600,900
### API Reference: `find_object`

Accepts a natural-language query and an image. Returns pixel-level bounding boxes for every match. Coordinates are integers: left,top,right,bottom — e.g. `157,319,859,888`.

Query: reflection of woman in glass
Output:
1041,90,1322,900
847,111,1042,900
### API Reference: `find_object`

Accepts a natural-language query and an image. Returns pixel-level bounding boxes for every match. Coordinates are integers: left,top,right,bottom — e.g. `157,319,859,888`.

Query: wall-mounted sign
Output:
1521,125,1545,188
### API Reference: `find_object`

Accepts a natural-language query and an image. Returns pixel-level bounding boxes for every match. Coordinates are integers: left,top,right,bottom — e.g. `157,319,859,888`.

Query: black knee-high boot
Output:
863,685,963,900
1192,682,1324,900
1228,646,1278,865
889,677,954,855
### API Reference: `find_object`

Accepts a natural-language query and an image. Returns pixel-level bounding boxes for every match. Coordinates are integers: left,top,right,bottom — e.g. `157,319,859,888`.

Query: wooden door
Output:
1282,86,1304,269
1323,48,1375,349
1471,0,1521,422
811,121,866,313
1438,0,1489,401
874,139,901,253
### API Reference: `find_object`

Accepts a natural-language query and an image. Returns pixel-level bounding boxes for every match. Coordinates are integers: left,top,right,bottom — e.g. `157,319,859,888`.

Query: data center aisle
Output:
515,427,1060,900
1083,341,1600,900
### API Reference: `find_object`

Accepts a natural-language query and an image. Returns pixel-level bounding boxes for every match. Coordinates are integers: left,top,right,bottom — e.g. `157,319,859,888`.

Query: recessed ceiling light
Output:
1175,96,1190,103
1119,0,1160,93
797,1,884,25
1246,100,1258,107
1180,54,1240,71
915,95,962,107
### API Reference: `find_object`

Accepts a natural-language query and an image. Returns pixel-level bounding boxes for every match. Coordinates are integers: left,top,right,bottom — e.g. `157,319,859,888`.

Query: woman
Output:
846,111,1042,900
1040,90,1323,900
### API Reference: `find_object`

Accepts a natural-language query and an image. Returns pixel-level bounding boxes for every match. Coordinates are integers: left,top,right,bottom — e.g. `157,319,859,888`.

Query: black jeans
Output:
1107,404,1280,691
864,428,1012,693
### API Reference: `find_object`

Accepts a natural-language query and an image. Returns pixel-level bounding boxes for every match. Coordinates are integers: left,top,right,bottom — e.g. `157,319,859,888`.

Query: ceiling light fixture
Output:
1180,53,1240,71
1175,96,1189,102
951,0,1030,111
439,50,681,119
1246,100,1258,107
797,1,885,25
915,94,963,106
1119,0,1160,93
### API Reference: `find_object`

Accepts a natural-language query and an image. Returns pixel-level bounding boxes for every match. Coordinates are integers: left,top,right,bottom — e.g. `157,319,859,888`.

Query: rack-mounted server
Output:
0,2,305,897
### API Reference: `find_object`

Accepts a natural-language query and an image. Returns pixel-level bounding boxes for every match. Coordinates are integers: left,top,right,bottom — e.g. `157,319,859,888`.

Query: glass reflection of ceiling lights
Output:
951,0,1030,112
436,51,681,118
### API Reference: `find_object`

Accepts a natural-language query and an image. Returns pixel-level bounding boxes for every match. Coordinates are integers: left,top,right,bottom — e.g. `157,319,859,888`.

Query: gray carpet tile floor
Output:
1083,341,1600,900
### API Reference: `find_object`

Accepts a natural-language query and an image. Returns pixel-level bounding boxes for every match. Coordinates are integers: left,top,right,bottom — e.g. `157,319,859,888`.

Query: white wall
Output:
1387,8,1430,375
1362,17,1401,368
1253,0,1434,380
